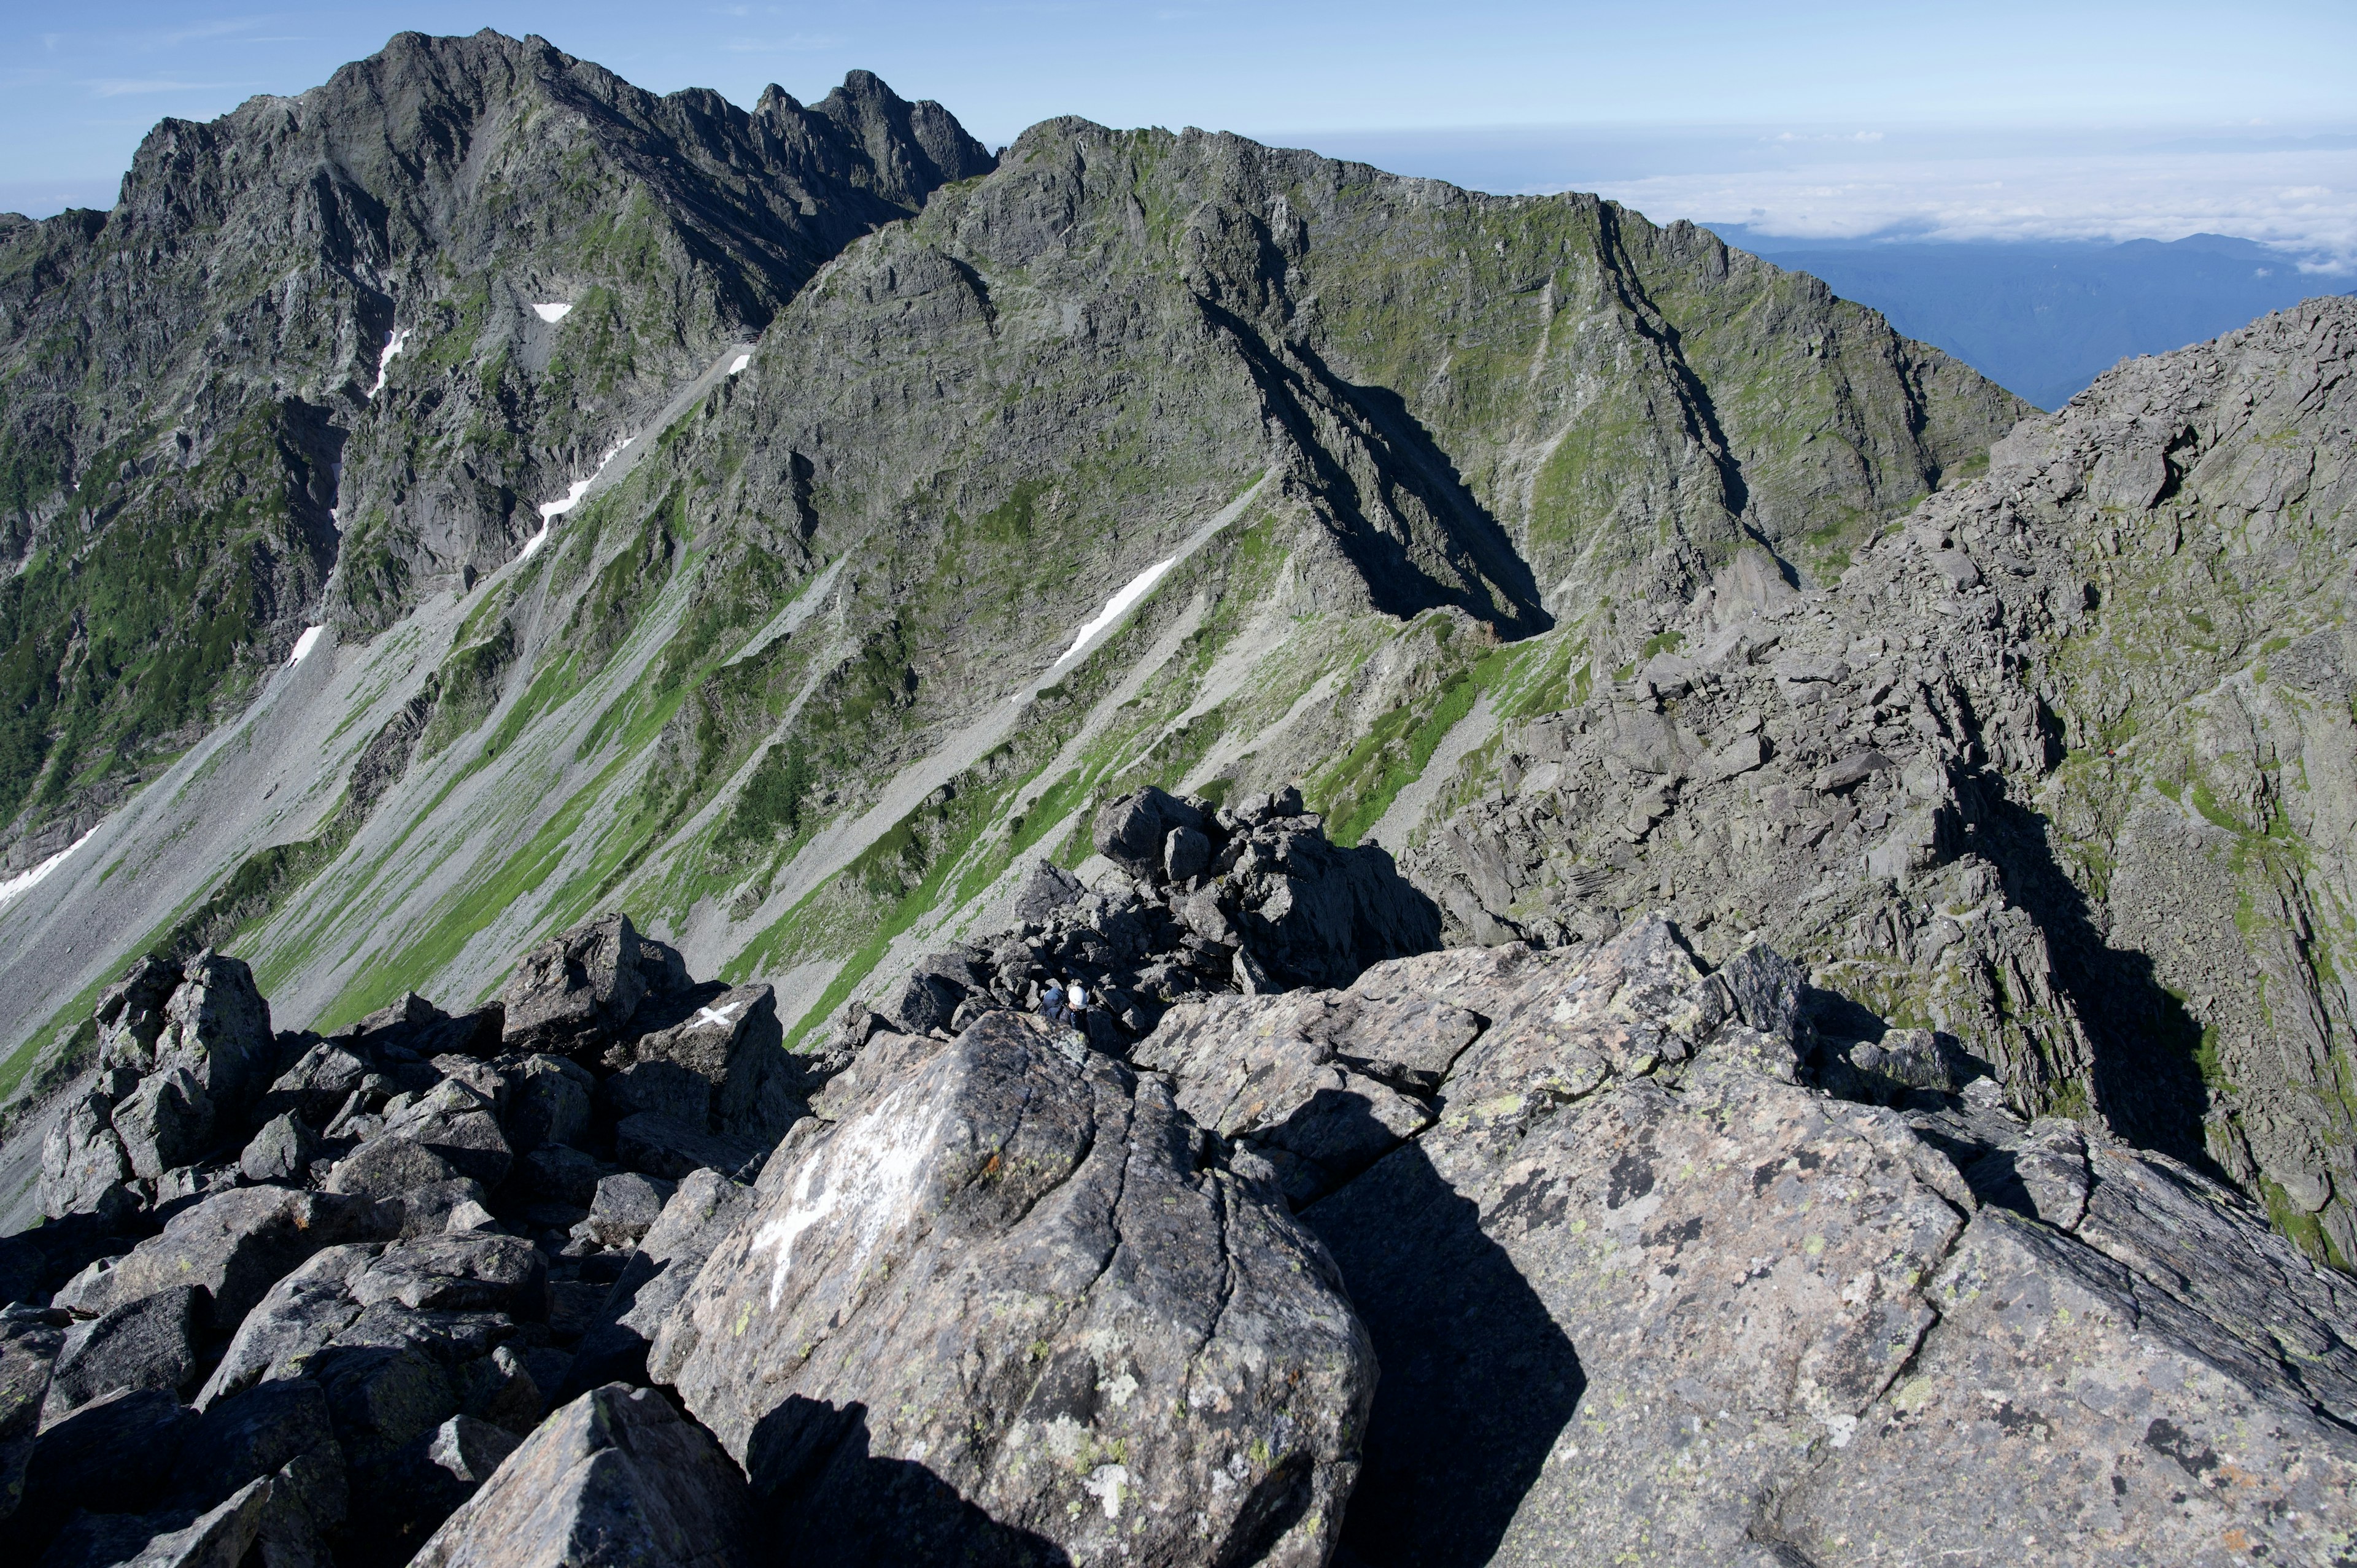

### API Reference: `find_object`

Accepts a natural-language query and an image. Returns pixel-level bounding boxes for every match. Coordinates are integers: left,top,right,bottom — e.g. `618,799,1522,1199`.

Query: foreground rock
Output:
411,1383,753,1568
652,1009,1376,1566
1148,916,2357,1565
5,916,829,1564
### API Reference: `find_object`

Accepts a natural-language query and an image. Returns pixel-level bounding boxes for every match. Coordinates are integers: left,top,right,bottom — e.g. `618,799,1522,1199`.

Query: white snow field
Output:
369,328,409,398
531,302,573,323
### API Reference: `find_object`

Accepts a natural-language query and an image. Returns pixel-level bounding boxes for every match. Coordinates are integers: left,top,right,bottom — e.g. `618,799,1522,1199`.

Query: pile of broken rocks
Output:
5,828,2355,1566
4,916,816,1567
842,784,1445,1052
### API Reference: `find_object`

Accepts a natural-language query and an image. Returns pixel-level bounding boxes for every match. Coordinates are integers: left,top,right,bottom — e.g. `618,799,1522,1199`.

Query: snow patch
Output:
0,826,98,908
531,302,573,323
369,328,409,398
286,625,325,666
519,439,629,561
727,353,752,376
1055,557,1179,667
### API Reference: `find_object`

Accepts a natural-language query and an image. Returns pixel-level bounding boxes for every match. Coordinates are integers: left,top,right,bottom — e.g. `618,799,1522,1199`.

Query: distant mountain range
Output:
1708,226,2353,408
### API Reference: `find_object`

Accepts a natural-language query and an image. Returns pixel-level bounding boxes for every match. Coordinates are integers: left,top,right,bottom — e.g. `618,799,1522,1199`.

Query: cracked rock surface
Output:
655,1008,1375,1567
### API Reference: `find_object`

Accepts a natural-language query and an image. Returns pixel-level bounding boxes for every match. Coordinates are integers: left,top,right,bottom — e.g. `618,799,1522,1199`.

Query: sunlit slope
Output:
0,117,2021,1076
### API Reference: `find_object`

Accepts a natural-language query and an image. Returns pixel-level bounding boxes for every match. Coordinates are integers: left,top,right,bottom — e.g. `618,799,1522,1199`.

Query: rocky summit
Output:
0,25,2352,1568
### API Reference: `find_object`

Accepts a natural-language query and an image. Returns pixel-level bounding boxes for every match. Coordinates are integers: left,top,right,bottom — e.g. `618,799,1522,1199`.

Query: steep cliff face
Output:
1407,296,2357,1267
0,31,989,863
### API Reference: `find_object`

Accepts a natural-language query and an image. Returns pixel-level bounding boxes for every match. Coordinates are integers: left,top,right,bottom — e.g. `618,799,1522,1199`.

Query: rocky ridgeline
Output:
836,784,1443,1053
6,863,2355,1564
1409,296,2357,1263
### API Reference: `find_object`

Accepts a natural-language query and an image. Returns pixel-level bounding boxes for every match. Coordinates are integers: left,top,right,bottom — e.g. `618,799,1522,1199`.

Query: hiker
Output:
1067,978,1090,1032
1039,977,1068,1026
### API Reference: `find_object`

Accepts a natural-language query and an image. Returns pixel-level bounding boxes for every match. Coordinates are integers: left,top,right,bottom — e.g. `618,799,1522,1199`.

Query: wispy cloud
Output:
83,78,255,98
158,16,265,47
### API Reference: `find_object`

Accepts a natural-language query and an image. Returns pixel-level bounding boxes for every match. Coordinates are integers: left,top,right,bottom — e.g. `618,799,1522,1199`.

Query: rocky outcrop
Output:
1407,296,2357,1271
1150,915,2357,1564
654,1010,1375,1566
835,784,1442,1059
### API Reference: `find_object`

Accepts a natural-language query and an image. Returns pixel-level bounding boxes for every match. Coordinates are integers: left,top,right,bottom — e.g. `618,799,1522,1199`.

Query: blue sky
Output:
6,2,2354,257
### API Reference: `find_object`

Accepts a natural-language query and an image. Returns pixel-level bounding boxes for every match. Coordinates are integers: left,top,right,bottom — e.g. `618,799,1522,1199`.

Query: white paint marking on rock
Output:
368,328,409,398
0,826,98,907
286,625,325,666
530,302,573,323
727,353,752,376
1055,557,1179,668
751,1085,943,1308
690,1002,743,1030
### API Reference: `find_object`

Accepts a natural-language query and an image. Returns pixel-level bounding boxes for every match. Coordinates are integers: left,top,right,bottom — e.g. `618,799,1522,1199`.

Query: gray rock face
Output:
1128,914,2357,1565
500,914,649,1055
1404,296,2357,1272
56,1186,385,1330
37,1089,132,1220
652,1010,1374,1566
238,1111,319,1184
42,1284,202,1418
411,1384,755,1568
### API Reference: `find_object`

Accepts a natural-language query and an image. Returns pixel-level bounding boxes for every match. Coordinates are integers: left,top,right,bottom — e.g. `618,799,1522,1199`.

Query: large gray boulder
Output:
409,1384,755,1568
55,1187,385,1331
41,1284,203,1418
94,959,180,1075
151,951,276,1117
651,1010,1373,1567
1090,786,1206,875
500,914,649,1054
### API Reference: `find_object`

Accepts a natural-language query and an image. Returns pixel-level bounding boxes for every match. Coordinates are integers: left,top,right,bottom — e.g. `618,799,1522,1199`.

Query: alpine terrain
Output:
0,29,2351,1568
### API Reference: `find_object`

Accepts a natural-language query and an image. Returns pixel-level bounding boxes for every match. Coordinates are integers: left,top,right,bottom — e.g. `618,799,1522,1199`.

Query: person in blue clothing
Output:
1040,977,1072,1029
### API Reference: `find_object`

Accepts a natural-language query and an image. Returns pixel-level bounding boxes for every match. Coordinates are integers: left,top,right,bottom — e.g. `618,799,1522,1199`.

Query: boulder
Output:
55,1187,384,1330
1222,824,1442,990
1091,786,1205,876
1,1308,64,1445
1011,859,1084,924
875,970,963,1037
500,914,649,1054
39,1089,134,1219
409,1384,755,1568
95,958,181,1076
651,1010,1373,1566
152,951,276,1116
501,1055,592,1155
1163,823,1210,882
613,1114,761,1183
237,1112,318,1184
327,1135,466,1200
111,1067,215,1180
17,1387,192,1547
349,1234,544,1318
376,1079,514,1187
197,1244,376,1404
42,1284,202,1418
559,1172,753,1400
253,1040,372,1127
163,1377,347,1538
37,1474,275,1568
579,1174,673,1248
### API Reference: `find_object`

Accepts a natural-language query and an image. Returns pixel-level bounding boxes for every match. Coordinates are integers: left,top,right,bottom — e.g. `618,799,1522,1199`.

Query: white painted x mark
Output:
691,1001,743,1030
